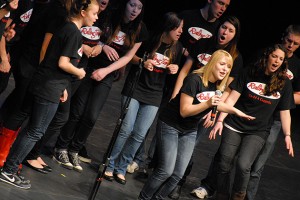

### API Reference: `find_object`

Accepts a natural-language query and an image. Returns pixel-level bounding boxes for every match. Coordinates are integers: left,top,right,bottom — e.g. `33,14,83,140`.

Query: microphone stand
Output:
88,52,149,200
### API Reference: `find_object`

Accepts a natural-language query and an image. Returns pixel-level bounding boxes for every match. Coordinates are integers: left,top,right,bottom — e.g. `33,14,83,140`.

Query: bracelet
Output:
97,41,105,47
217,120,223,123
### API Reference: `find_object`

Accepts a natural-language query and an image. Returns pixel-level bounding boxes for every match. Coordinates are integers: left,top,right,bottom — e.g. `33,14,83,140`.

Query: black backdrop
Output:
108,0,299,59
131,0,299,60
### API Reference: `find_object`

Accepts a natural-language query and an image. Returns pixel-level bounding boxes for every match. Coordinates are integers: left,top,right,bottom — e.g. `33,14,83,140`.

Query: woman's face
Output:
82,3,99,27
211,56,231,82
167,20,183,42
124,0,143,23
217,21,236,47
98,0,109,12
265,48,285,75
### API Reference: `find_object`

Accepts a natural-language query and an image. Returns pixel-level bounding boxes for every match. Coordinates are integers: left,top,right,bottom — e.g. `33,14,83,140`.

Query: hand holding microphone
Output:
211,90,222,121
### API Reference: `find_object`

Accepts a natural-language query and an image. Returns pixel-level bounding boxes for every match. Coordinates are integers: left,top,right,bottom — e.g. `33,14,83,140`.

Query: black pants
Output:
55,72,114,152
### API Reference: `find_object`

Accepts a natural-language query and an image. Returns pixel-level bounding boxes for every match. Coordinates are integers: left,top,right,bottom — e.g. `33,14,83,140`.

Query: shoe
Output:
37,157,52,172
127,161,139,174
23,161,48,174
69,152,83,172
103,171,114,181
168,185,182,200
190,186,209,199
0,169,31,189
42,164,52,172
114,173,126,185
78,146,92,163
52,149,73,170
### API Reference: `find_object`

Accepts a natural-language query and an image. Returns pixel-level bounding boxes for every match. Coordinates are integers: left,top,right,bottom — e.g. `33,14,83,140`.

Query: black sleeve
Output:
135,21,149,43
229,68,248,94
229,53,243,78
173,41,183,65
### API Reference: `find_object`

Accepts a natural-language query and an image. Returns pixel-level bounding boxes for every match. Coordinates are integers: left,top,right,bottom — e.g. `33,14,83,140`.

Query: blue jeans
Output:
216,127,265,195
246,120,282,200
4,96,59,173
107,96,159,175
139,120,197,200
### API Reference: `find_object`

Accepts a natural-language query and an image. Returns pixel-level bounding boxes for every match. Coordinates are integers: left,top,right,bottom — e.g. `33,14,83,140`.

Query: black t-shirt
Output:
18,1,67,78
225,68,295,138
159,73,217,132
30,22,82,103
7,0,34,47
122,41,183,107
286,54,300,92
79,15,106,69
178,9,220,52
189,39,243,79
87,22,148,70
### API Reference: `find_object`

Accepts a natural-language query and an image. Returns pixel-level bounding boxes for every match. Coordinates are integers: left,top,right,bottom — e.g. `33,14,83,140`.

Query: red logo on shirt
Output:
152,53,169,69
188,27,212,40
196,91,215,102
247,82,280,99
81,26,101,40
197,53,211,66
20,9,33,23
78,46,83,57
286,69,294,80
113,31,126,45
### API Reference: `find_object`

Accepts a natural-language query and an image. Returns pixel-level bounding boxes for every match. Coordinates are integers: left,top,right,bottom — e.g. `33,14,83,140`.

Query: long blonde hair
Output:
193,50,233,91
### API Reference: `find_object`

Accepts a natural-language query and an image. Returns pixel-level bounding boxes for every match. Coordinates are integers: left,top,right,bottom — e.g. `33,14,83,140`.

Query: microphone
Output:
211,90,222,121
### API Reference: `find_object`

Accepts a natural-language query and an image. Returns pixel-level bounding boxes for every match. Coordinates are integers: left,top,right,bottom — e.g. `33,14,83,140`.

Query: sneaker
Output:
78,146,92,163
69,152,83,172
190,186,209,199
52,149,73,170
0,170,31,189
127,161,139,174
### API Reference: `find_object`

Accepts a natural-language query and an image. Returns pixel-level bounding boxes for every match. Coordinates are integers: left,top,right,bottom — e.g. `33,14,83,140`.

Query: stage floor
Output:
0,74,299,200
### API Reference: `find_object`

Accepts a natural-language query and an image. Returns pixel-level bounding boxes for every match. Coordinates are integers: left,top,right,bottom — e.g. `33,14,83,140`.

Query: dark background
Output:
140,0,300,60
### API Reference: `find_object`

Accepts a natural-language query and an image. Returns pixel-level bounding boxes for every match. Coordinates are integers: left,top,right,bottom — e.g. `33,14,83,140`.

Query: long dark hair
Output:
250,44,288,96
216,15,241,62
106,0,145,49
146,12,182,64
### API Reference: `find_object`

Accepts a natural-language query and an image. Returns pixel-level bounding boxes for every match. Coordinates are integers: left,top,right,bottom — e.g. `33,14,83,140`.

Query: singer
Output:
138,50,254,200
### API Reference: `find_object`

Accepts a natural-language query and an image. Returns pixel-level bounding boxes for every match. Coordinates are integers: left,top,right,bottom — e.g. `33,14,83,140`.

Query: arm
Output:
91,42,142,81
293,92,300,105
202,87,232,128
179,92,212,118
280,110,294,157
171,56,193,99
58,56,86,79
39,33,53,63
0,0,18,19
209,90,245,140
0,35,10,73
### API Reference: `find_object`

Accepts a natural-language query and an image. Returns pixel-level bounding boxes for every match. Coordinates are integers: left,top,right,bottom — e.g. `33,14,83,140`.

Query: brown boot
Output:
231,191,246,200
216,192,230,200
0,127,20,167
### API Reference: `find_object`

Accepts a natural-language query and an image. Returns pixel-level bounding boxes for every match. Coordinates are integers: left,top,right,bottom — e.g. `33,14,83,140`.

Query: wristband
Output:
217,120,223,123
98,41,105,47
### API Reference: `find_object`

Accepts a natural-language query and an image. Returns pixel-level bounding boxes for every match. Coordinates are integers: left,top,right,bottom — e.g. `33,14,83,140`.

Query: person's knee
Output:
216,154,233,173
236,159,251,175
